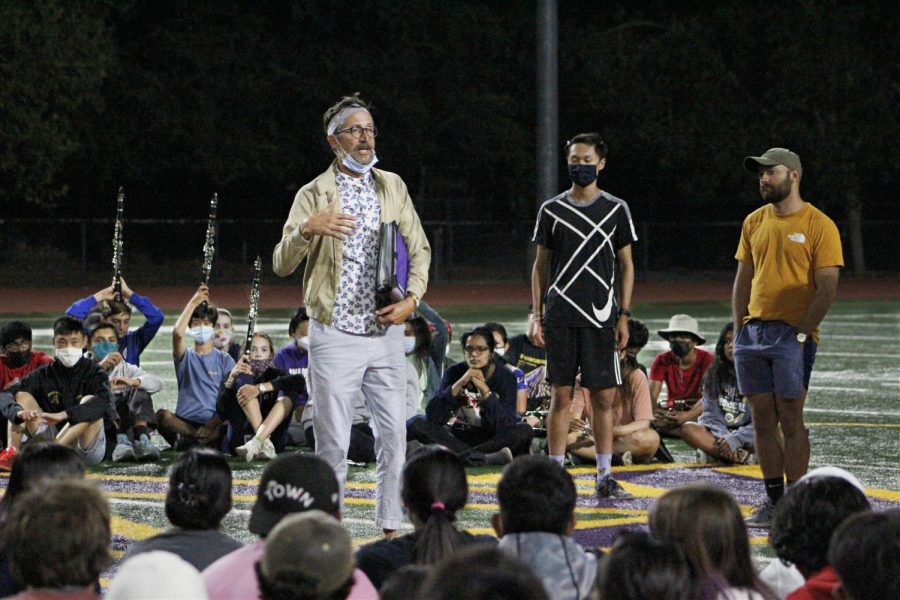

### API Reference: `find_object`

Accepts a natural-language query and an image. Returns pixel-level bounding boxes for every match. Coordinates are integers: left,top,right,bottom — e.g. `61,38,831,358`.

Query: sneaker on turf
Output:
112,436,136,462
596,475,634,500
0,447,18,471
695,448,717,464
237,437,263,462
745,500,776,528
621,451,633,466
134,435,161,462
260,438,277,461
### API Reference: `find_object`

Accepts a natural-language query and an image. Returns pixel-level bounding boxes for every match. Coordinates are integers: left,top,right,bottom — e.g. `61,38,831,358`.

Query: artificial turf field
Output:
1,294,898,585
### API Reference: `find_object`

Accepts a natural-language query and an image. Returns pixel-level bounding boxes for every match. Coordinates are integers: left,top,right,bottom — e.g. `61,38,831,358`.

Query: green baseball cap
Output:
743,148,802,175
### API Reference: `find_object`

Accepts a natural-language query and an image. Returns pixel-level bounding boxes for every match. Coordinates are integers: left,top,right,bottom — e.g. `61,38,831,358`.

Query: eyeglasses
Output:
464,345,490,355
335,125,378,139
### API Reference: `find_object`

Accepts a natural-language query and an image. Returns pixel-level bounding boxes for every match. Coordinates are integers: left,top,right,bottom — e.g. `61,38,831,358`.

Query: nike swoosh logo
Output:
592,290,614,322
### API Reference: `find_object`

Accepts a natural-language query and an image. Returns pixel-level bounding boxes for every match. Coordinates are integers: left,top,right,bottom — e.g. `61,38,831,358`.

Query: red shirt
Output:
786,565,840,600
0,352,53,390
649,349,713,404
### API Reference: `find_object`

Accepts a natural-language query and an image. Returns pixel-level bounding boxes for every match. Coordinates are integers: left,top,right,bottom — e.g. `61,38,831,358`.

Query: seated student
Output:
484,322,528,415
272,306,311,443
768,468,871,600
0,321,53,467
156,285,235,450
828,509,900,600
5,479,111,600
598,531,697,600
416,300,450,377
123,448,242,571
0,316,113,467
302,393,376,464
217,333,304,461
649,483,774,599
356,446,496,590
212,308,243,363
568,350,660,466
405,315,440,418
650,314,713,437
505,306,547,374
407,327,533,466
419,544,549,600
493,456,598,600
256,511,356,600
623,318,650,374
0,443,86,598
88,322,163,462
202,454,377,600
65,278,164,366
682,323,757,465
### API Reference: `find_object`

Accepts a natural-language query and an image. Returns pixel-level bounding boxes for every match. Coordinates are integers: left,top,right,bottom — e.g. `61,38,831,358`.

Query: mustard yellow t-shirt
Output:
735,202,843,336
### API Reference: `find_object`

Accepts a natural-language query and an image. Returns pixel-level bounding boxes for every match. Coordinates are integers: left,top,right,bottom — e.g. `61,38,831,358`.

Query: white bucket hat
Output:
657,314,706,344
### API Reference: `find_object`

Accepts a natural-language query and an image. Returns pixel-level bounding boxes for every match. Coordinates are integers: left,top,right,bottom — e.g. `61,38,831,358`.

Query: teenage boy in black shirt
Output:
0,316,114,466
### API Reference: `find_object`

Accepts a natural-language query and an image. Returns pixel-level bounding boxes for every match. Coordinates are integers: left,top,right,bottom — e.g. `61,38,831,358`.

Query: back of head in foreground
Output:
495,455,576,535
165,447,234,531
248,453,341,538
598,530,697,600
5,478,111,591
769,474,870,577
255,510,355,600
108,551,207,600
827,508,900,600
419,544,549,600
401,445,469,565
0,442,85,520
649,483,768,596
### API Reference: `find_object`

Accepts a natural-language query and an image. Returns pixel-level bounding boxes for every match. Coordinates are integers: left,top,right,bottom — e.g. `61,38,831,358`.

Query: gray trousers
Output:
309,318,406,529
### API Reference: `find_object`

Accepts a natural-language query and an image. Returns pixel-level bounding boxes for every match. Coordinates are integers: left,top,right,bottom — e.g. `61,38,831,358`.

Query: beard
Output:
760,177,791,204
351,143,375,164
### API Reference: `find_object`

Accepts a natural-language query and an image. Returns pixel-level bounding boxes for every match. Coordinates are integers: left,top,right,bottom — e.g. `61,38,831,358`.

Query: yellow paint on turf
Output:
111,515,161,541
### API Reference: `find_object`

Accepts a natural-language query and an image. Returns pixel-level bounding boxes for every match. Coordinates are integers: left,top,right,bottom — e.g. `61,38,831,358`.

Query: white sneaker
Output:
622,450,633,466
260,438,277,460
236,437,263,462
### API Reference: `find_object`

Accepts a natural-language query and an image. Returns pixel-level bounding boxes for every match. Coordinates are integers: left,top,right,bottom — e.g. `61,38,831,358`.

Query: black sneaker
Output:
596,475,634,499
745,500,776,528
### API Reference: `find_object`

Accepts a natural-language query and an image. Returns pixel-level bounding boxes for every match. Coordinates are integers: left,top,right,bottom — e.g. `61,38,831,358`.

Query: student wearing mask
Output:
649,314,713,437
273,306,311,445
88,322,163,462
484,322,528,415
404,315,439,417
65,278,164,366
0,321,53,468
217,333,304,461
156,285,235,450
0,316,113,466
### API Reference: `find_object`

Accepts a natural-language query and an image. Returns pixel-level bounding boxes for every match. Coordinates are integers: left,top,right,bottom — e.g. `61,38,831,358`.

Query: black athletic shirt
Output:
506,333,546,374
532,190,637,329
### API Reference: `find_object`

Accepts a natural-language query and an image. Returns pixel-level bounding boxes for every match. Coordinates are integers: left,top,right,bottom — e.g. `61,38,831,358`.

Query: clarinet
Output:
199,193,218,306
244,256,262,357
111,187,125,303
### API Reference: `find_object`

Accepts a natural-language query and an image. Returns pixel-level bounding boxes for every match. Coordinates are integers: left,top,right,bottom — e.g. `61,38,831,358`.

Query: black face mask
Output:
6,351,31,368
567,163,598,188
670,341,692,358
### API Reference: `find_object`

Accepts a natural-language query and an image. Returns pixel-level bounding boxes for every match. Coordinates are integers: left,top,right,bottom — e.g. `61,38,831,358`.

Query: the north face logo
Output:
788,232,806,243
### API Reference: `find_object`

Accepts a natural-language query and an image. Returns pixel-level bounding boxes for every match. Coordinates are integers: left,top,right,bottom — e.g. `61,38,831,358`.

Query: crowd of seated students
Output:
0,441,895,600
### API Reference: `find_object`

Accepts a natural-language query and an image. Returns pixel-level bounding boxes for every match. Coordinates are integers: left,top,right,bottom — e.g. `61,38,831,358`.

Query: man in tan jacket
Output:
273,93,430,535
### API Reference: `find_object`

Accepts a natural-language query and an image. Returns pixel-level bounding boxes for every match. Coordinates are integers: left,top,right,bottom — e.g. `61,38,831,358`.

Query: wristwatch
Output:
618,307,632,318
796,332,808,344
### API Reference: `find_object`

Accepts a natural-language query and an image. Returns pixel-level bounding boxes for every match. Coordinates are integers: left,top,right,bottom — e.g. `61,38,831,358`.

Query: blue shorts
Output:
733,320,817,400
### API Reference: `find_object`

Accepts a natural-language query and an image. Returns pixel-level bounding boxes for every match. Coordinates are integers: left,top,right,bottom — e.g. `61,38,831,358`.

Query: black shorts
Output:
544,325,620,389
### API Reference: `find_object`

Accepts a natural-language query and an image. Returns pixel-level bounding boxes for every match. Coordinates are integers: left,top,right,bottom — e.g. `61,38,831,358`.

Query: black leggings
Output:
407,418,533,458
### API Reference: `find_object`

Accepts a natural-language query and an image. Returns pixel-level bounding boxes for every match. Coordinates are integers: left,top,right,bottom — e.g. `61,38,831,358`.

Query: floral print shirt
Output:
331,171,382,334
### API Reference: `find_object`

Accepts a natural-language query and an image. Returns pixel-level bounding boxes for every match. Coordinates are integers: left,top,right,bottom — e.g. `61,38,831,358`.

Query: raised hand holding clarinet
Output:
111,186,125,302
199,193,218,306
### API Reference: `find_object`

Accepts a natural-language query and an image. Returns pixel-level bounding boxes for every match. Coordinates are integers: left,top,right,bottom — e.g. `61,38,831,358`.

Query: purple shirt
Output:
272,342,309,406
